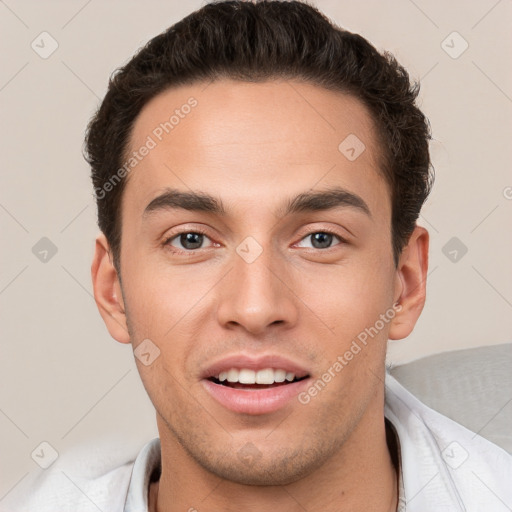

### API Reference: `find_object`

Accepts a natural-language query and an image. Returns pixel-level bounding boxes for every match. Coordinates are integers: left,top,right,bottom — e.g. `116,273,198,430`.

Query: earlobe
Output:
388,225,429,340
91,233,131,344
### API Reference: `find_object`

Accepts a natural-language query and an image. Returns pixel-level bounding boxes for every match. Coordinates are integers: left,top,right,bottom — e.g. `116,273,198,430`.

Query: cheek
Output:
122,256,212,332
299,256,394,340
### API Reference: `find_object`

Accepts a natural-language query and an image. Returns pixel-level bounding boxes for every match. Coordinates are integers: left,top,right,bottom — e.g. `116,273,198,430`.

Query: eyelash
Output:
162,227,347,255
162,227,212,255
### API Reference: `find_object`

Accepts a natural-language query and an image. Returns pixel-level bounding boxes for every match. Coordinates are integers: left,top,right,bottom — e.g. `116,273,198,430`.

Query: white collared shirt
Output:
4,373,512,511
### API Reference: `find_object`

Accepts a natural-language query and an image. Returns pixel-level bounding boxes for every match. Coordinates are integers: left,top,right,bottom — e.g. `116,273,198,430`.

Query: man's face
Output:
115,79,402,484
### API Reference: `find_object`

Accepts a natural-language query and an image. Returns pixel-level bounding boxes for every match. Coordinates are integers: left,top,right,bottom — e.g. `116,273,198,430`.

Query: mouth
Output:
207,368,309,390
201,356,311,415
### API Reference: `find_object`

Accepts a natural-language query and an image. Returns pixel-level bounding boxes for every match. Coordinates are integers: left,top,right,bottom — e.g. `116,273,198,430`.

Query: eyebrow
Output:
142,186,372,219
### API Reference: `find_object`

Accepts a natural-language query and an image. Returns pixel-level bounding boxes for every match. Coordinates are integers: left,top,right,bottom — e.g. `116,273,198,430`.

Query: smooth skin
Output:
92,79,428,512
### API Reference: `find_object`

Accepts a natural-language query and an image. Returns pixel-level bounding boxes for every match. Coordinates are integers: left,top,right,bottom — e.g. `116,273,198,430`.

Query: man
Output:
13,1,512,511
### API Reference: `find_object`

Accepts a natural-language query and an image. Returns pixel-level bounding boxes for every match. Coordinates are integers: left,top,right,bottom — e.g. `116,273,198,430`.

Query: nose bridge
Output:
216,234,298,334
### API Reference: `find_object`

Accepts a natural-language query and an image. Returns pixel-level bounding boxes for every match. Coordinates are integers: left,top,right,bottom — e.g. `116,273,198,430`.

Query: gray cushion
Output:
389,343,512,454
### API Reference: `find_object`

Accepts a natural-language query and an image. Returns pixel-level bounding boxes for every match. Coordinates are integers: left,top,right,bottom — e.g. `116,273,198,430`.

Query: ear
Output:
91,232,131,344
388,225,429,340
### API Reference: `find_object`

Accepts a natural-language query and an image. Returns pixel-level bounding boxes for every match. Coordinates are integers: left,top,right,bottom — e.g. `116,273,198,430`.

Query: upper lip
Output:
200,353,310,380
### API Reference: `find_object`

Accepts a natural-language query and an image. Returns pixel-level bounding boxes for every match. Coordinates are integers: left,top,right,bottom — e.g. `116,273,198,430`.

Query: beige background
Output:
1,0,511,502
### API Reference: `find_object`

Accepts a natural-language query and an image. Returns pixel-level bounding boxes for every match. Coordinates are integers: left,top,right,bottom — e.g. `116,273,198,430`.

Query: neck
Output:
150,402,397,512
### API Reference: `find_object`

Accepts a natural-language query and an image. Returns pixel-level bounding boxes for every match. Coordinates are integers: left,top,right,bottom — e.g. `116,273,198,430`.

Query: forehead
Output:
123,79,389,223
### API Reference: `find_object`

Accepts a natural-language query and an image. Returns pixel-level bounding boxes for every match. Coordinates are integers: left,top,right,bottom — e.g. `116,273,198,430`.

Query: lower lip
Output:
202,378,310,415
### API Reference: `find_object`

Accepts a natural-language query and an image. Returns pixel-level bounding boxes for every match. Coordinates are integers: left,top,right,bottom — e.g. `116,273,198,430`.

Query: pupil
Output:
312,232,332,249
178,232,332,250
181,233,203,249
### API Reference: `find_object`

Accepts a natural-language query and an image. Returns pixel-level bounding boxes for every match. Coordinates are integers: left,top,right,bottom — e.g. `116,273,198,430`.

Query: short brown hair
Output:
84,0,433,271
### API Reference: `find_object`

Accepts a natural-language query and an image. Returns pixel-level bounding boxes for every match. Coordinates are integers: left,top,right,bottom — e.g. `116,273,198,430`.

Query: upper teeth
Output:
216,368,297,385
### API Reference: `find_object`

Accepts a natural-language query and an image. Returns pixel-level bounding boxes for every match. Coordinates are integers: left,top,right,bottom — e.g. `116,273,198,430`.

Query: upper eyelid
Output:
293,230,346,249
164,227,347,249
164,228,212,245
164,220,351,237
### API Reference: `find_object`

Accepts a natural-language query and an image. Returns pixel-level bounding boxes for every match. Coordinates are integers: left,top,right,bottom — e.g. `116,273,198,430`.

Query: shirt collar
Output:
124,373,466,512
124,437,161,512
385,416,407,512
384,372,466,511
126,430,405,512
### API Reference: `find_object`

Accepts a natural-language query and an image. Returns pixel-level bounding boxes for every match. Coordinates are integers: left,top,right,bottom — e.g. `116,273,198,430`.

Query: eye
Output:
296,231,344,250
164,230,214,252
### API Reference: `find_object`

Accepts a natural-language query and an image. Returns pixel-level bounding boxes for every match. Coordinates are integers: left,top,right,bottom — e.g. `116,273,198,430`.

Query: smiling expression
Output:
96,78,414,485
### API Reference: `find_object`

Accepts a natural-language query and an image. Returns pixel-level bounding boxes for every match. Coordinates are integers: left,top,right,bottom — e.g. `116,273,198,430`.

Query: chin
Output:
190,444,330,486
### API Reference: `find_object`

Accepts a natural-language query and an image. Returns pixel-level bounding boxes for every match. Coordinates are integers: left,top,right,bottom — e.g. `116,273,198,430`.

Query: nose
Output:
215,240,299,336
